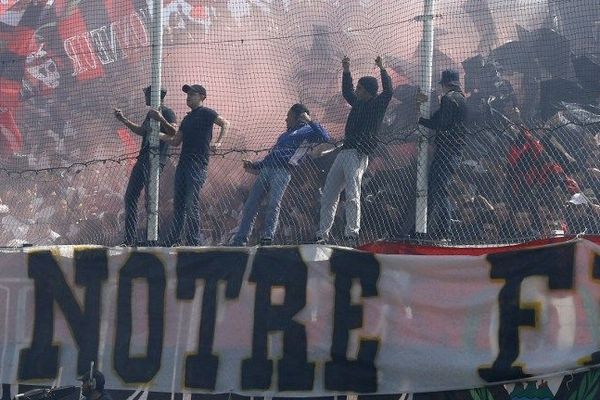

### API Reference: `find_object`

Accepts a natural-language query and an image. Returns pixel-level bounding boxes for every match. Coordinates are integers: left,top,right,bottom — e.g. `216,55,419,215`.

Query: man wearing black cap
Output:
114,86,177,246
417,69,468,240
78,370,112,400
160,83,230,246
316,55,393,245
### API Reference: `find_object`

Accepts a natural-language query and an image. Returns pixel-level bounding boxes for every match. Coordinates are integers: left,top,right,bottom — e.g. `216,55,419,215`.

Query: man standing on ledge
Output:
316,55,393,246
161,84,230,246
416,69,468,241
232,103,331,246
114,86,177,246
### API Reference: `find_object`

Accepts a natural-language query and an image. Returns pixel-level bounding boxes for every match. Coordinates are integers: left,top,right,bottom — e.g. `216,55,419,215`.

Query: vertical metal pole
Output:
147,0,163,243
415,0,436,234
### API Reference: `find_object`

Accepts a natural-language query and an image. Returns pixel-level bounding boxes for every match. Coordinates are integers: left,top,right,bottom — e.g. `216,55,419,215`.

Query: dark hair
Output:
144,86,167,100
289,103,310,119
357,76,379,97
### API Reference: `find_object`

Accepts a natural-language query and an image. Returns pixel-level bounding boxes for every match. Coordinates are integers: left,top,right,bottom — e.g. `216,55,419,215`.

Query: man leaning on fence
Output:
160,84,230,246
231,103,331,246
315,55,393,246
417,69,468,241
113,86,177,246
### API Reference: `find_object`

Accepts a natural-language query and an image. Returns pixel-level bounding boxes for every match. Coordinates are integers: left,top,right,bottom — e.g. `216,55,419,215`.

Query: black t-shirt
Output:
139,106,177,166
179,106,218,166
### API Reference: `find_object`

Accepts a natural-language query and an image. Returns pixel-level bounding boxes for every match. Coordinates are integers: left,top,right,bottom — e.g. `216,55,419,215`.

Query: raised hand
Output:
342,56,350,72
210,141,222,152
375,55,383,69
415,88,429,104
298,111,312,123
113,108,125,121
146,108,162,121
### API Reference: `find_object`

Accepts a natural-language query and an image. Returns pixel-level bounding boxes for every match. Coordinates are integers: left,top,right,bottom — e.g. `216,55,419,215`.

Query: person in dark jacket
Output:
417,69,468,240
114,86,177,246
316,55,393,245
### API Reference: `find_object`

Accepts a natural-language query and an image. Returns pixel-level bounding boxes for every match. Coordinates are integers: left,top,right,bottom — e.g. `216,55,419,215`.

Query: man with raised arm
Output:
160,84,230,246
114,86,177,246
231,103,331,246
315,55,393,246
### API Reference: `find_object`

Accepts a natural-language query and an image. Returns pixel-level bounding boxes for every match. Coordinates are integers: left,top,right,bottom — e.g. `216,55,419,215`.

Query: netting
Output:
0,0,599,247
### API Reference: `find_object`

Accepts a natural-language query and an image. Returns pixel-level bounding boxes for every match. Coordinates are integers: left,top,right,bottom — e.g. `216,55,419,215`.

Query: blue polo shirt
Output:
255,121,331,169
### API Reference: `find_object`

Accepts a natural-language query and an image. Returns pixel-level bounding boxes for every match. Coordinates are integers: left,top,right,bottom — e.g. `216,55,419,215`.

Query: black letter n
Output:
18,249,108,379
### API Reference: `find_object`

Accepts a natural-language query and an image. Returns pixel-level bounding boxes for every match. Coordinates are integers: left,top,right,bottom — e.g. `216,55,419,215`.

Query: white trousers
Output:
317,149,369,238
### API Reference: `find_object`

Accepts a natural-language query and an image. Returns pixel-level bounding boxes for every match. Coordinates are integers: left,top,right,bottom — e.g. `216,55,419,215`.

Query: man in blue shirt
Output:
160,83,230,246
231,103,331,246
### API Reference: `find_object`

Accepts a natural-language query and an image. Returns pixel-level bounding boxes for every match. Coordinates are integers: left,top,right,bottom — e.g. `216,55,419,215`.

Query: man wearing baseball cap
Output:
78,370,112,400
416,69,468,241
160,83,230,246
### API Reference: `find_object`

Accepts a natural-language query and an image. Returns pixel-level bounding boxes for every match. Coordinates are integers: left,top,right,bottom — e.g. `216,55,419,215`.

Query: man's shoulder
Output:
199,106,218,114
161,105,177,121
162,105,176,114
443,90,466,107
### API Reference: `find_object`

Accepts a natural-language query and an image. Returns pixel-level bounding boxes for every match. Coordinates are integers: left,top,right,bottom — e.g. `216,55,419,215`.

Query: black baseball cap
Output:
439,69,460,86
77,370,105,390
182,84,207,96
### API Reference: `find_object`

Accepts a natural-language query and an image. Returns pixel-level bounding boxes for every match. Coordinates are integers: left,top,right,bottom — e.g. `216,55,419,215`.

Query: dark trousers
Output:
123,158,165,244
123,159,149,244
165,157,208,246
427,150,461,239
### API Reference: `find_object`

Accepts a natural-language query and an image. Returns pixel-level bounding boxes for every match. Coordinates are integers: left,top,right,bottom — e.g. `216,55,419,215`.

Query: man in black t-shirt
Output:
161,83,230,246
316,55,393,245
114,86,177,246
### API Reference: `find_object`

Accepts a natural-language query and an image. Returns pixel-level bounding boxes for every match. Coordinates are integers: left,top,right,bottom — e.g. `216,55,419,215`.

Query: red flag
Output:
57,8,105,81
116,128,138,169
0,107,23,156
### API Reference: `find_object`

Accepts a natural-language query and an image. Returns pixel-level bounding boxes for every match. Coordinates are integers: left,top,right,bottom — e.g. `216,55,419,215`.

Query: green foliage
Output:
471,387,495,400
568,370,600,400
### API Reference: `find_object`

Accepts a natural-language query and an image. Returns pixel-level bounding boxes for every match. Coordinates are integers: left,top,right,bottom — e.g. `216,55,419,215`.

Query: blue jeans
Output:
166,157,208,246
232,166,291,245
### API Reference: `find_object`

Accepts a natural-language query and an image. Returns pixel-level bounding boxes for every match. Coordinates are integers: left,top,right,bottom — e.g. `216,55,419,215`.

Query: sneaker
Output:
342,235,359,248
314,236,327,245
259,238,273,246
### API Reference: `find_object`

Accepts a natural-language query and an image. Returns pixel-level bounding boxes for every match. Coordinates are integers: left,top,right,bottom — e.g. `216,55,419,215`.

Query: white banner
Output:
0,239,599,396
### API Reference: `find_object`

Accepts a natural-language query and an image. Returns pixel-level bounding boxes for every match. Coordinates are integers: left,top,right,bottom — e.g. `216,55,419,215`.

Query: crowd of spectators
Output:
0,0,599,247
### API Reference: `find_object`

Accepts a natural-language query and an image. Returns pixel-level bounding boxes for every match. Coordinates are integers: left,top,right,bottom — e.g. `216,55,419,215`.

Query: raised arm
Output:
147,108,177,136
298,112,335,158
376,56,393,104
341,56,357,106
114,108,144,135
